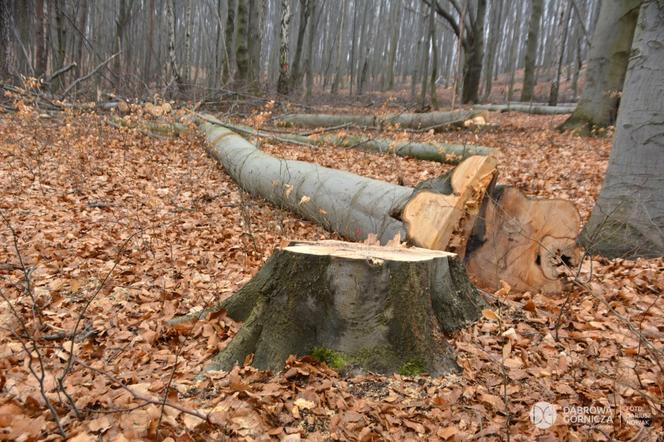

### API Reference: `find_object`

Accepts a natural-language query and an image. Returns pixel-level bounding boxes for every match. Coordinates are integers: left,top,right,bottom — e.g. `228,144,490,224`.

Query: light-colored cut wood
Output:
402,155,498,252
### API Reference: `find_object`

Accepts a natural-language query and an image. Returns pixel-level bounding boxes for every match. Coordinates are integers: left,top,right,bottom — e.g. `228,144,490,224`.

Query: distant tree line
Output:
0,0,604,104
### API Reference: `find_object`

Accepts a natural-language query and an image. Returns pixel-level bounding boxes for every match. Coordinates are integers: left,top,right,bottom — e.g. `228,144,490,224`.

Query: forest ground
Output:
0,103,662,441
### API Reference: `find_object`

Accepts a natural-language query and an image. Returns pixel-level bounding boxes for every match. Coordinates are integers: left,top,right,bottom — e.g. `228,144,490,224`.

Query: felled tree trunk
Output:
215,119,496,164
201,114,497,246
201,240,483,375
277,110,479,130
474,103,575,114
200,116,580,293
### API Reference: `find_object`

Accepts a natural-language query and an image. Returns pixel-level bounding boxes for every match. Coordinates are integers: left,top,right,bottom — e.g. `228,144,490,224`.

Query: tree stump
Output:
200,240,483,375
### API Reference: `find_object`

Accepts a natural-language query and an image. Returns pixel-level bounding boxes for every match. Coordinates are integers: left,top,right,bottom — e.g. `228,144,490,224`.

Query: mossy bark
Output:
197,241,483,375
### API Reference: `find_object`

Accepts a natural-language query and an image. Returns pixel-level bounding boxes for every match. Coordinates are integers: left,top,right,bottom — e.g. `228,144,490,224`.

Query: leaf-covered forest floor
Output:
0,104,662,441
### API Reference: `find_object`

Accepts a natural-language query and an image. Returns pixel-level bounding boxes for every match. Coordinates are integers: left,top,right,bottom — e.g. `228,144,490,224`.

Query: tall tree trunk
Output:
247,0,264,89
304,0,318,100
289,0,313,91
235,0,250,83
386,1,402,91
166,0,183,91
113,0,130,90
75,0,89,80
506,3,523,101
560,0,642,132
548,2,571,106
223,0,237,83
184,0,193,83
579,0,664,258
461,0,486,104
54,0,67,87
521,0,543,102
35,0,47,78
331,0,346,94
429,5,438,108
0,0,9,81
277,0,292,94
481,0,503,101
145,0,155,84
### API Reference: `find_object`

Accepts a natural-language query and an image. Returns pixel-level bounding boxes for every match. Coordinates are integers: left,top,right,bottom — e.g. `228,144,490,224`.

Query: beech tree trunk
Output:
277,0,292,94
200,116,581,293
461,0,486,104
166,0,183,90
474,103,574,114
0,1,9,81
521,0,543,102
579,0,664,258
277,110,479,130
560,0,642,132
235,0,249,83
215,120,495,164
190,240,483,375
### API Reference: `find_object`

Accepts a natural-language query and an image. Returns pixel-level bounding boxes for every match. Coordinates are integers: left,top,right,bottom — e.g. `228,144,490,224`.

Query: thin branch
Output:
61,52,119,99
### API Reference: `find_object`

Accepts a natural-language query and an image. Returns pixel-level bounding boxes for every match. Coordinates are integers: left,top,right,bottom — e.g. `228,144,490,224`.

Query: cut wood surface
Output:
215,119,496,164
402,155,498,254
474,103,575,114
466,187,582,293
277,109,479,130
189,240,483,375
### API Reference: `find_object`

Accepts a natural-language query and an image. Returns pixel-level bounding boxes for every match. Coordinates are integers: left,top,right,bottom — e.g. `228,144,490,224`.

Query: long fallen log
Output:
276,109,479,130
215,119,496,164
474,103,575,114
200,116,580,293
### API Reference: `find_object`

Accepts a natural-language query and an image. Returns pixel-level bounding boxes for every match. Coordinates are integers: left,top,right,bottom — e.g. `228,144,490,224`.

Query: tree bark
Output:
521,0,544,102
560,0,642,132
277,0,292,94
214,119,496,164
276,110,480,130
188,240,483,375
235,0,250,83
35,0,47,78
461,0,486,104
579,0,664,258
289,0,313,92
474,103,574,114
385,1,402,91
247,0,264,88
223,0,237,83
548,2,572,106
0,0,10,81
166,0,183,91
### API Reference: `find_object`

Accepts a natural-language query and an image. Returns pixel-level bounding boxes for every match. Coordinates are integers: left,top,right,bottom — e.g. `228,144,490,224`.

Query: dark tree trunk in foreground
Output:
579,0,664,258
184,240,483,375
560,0,642,132
521,0,543,102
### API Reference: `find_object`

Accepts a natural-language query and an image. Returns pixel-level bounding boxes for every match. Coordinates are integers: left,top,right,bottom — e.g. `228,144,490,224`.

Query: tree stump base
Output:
198,240,483,375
